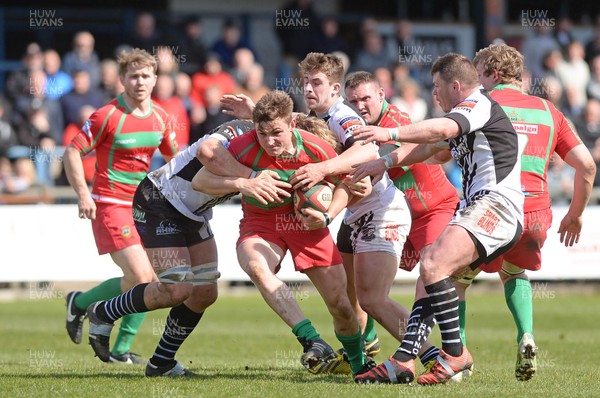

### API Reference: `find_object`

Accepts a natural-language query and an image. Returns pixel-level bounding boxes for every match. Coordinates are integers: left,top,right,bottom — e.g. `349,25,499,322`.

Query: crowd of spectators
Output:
1,4,599,205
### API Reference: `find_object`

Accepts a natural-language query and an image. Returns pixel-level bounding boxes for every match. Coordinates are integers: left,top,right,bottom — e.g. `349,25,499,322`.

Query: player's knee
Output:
241,260,271,283
189,284,218,309
355,290,380,318
159,282,193,305
327,294,354,320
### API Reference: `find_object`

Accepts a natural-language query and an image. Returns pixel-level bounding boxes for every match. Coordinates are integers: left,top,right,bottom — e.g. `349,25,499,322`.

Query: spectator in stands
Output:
60,69,105,126
556,41,590,114
587,55,600,102
190,53,236,107
5,43,44,104
0,98,17,154
521,25,560,79
129,12,164,53
197,84,233,138
43,49,73,100
276,0,319,62
389,19,432,88
574,99,600,150
61,105,96,185
154,46,180,78
233,63,270,104
0,154,36,194
211,19,255,70
546,154,575,205
353,29,394,73
537,75,567,113
99,59,124,102
391,78,428,123
585,16,600,65
554,16,575,58
373,66,394,100
230,48,256,86
13,69,64,146
152,74,190,147
177,16,208,75
14,97,61,185
315,15,348,55
175,72,200,118
62,31,102,89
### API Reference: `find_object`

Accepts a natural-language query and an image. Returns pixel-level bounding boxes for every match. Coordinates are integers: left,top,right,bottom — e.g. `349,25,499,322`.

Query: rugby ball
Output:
293,182,333,213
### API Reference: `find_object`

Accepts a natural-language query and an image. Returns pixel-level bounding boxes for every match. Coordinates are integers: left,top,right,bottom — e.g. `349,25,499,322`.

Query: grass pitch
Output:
0,283,599,398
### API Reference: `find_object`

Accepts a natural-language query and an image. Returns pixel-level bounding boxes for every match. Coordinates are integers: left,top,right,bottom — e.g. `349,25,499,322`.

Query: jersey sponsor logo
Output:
512,123,538,135
156,220,181,235
384,224,401,241
338,116,363,132
121,225,133,238
450,138,469,160
133,206,146,223
453,99,478,113
115,138,136,145
82,119,92,138
476,209,500,234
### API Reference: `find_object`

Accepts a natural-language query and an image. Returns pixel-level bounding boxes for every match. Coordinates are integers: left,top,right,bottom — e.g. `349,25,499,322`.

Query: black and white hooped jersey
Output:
147,120,254,222
444,88,524,212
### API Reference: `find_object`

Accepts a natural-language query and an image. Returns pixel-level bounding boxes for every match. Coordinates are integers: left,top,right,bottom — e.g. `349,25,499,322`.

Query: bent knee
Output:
159,283,193,304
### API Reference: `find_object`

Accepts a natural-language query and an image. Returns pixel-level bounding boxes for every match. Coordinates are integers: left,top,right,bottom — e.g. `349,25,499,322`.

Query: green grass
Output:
1,286,599,398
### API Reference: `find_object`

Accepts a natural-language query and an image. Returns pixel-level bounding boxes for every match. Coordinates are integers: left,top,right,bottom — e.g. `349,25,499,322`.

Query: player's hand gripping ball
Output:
293,182,333,213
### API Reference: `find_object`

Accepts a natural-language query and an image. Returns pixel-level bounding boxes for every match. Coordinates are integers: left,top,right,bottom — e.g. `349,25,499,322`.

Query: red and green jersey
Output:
228,128,339,218
71,94,178,204
378,100,458,219
489,84,582,212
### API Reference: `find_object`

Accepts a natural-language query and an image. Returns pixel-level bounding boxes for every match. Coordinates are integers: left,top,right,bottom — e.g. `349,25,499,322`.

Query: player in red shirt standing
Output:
454,44,596,381
63,48,178,363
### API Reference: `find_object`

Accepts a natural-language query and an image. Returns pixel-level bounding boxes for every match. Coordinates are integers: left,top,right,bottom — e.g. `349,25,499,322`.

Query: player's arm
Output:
353,118,461,144
196,137,254,178
557,144,597,247
192,167,291,205
63,144,96,220
350,143,444,183
290,141,377,190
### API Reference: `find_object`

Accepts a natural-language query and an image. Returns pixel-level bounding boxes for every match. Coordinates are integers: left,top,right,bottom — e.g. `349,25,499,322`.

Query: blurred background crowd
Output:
1,0,600,204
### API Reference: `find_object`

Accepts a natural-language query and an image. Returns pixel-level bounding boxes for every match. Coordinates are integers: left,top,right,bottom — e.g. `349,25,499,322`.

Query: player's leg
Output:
305,264,367,376
107,244,157,362
337,222,379,356
237,236,334,372
146,226,219,377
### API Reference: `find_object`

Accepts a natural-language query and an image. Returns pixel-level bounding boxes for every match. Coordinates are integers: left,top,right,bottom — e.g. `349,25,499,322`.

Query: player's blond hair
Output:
431,53,479,88
298,52,345,85
295,115,341,154
117,48,158,77
473,44,524,84
252,90,293,126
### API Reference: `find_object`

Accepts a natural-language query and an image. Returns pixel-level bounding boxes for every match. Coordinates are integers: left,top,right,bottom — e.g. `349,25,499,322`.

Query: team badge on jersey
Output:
121,225,132,238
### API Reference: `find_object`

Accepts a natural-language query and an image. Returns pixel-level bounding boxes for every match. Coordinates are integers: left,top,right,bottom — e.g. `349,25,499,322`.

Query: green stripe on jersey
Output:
107,169,147,185
501,102,555,178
